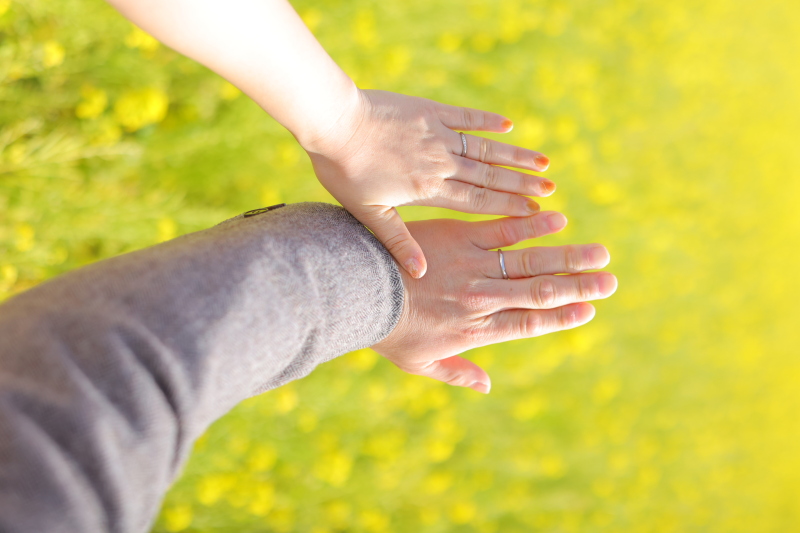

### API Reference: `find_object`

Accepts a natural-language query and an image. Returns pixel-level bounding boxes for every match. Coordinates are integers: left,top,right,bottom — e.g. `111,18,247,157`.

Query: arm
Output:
104,0,556,278
105,0,358,148
0,203,615,532
0,203,402,533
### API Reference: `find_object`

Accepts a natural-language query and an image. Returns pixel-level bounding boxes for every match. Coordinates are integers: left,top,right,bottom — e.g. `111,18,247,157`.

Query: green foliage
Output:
2,0,800,532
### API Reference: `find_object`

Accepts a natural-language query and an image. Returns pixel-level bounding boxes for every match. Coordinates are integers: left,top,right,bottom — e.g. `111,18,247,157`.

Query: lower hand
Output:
302,89,554,279
371,212,617,394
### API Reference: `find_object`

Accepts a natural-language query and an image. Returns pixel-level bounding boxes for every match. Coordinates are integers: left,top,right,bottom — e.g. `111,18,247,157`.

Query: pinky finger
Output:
487,302,596,343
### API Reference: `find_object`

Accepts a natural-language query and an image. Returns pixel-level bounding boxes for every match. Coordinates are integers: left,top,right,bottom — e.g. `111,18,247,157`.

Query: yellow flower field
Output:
2,0,799,531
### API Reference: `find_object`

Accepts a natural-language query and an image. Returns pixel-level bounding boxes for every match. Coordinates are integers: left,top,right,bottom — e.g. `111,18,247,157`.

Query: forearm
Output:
105,0,359,146
0,203,402,533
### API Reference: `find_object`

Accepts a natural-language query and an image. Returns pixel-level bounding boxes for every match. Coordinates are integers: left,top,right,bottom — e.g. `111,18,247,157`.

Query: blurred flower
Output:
511,393,547,421
346,348,379,371
162,504,192,532
422,470,452,495
359,509,390,532
42,41,65,68
247,444,277,471
89,118,122,146
539,454,566,479
15,224,34,252
313,450,353,486
76,86,108,120
352,9,377,48
274,386,298,413
247,482,275,516
384,46,411,77
196,474,235,505
437,32,462,53
125,25,159,52
593,378,621,404
219,81,241,101
300,8,323,33
113,88,169,132
448,501,477,524
324,500,352,529
471,32,495,53
157,217,177,243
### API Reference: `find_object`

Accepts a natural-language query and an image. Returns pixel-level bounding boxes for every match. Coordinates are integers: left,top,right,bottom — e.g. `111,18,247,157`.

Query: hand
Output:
371,212,617,394
302,89,554,279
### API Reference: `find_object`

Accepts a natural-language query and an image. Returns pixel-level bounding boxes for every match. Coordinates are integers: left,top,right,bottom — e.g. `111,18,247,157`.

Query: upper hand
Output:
371,212,617,393
301,89,554,279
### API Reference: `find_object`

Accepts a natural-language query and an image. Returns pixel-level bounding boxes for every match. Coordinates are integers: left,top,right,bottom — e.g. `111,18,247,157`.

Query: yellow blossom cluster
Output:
2,0,800,531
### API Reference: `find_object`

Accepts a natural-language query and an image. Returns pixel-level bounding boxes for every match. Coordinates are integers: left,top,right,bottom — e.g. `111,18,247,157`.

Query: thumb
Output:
358,207,427,279
412,356,492,394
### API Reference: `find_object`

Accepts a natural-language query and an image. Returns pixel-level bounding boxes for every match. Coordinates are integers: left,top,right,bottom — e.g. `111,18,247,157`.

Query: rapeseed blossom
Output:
2,0,800,531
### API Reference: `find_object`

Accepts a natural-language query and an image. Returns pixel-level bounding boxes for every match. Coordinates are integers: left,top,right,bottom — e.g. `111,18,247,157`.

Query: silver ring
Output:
459,132,467,157
498,249,509,280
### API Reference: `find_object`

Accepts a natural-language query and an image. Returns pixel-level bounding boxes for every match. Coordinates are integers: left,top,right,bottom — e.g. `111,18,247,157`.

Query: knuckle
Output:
531,279,557,308
564,245,582,272
575,275,593,300
484,164,500,189
523,250,545,277
522,312,544,337
495,219,518,245
381,232,410,254
469,186,490,211
441,364,472,387
461,108,475,131
461,284,492,312
479,137,491,163
506,192,519,214
413,175,441,199
462,323,488,344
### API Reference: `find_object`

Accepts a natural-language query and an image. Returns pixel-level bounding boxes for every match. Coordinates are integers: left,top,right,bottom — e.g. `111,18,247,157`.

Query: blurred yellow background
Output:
2,0,800,531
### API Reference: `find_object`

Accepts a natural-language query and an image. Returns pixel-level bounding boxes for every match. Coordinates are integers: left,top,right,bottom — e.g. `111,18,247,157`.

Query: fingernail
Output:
501,119,514,131
597,272,618,296
404,258,422,278
470,381,491,394
535,154,550,170
588,245,610,268
526,200,541,214
546,212,567,230
541,179,556,195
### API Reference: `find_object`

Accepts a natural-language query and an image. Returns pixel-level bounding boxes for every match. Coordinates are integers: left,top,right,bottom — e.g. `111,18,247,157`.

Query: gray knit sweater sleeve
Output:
0,202,404,533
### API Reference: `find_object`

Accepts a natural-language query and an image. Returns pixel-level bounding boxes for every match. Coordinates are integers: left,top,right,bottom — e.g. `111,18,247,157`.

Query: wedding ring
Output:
459,132,468,157
498,249,509,280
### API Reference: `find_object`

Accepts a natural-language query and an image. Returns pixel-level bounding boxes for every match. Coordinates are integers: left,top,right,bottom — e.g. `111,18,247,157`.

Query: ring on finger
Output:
459,132,468,157
498,249,509,280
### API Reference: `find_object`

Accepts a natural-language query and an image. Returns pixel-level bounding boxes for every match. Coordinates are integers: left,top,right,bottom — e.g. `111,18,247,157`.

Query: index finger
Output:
434,101,513,133
467,211,568,250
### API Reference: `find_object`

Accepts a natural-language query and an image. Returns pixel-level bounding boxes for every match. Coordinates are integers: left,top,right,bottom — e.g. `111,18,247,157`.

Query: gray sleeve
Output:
0,202,404,533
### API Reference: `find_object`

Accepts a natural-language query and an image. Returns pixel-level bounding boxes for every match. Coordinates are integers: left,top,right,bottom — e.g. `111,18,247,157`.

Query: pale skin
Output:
373,212,617,393
106,0,555,278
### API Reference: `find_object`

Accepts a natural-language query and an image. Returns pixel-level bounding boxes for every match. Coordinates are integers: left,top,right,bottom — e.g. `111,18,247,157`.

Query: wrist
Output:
293,82,366,155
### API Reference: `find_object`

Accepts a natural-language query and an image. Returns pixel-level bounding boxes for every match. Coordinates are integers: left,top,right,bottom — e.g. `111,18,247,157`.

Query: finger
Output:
482,272,618,311
485,303,596,343
403,355,491,394
435,101,513,133
429,180,541,216
484,244,611,279
457,133,550,172
467,211,568,250
357,207,427,278
451,156,555,197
